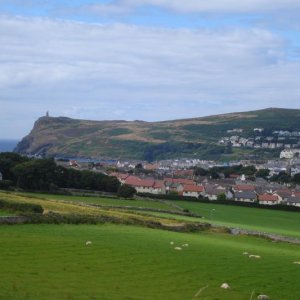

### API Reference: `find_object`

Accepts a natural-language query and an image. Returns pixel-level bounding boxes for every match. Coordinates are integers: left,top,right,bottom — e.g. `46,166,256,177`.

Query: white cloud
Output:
122,0,300,13
0,15,300,138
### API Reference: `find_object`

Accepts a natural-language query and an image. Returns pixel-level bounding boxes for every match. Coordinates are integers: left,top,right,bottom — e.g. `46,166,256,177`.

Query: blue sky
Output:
0,0,300,139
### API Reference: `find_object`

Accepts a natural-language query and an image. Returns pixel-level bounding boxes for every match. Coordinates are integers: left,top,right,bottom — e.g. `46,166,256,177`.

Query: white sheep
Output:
242,251,249,255
170,241,174,245
182,243,189,247
293,261,300,265
85,241,92,246
257,295,269,300
249,255,261,259
220,283,230,289
174,247,182,250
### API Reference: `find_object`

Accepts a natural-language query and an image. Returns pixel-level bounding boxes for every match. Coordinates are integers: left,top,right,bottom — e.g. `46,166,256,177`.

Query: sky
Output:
0,1,300,139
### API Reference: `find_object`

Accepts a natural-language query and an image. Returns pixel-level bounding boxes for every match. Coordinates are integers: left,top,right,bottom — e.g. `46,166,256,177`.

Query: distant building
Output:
280,149,300,159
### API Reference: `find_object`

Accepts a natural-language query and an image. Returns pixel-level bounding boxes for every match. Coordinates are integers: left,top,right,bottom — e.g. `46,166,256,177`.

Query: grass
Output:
0,224,300,300
0,191,187,228
0,209,15,216
9,191,300,239
174,201,300,238
20,192,180,211
1,190,300,299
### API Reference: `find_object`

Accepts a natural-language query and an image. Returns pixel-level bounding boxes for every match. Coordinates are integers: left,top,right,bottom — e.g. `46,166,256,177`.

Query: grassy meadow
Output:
175,201,300,239
12,191,300,238
21,192,180,211
1,224,300,300
1,190,300,299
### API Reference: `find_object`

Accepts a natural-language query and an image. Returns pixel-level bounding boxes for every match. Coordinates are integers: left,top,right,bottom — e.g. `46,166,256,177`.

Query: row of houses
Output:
111,173,300,207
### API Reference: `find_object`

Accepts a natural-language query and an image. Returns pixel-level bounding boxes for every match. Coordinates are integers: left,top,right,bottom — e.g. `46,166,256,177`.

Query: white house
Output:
258,194,281,205
280,149,300,159
182,185,205,198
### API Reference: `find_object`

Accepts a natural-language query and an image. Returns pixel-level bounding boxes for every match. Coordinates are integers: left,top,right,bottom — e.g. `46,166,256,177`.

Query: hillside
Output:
15,108,300,160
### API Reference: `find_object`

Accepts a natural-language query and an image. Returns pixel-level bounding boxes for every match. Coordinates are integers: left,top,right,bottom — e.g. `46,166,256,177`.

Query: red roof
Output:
110,172,119,177
124,176,154,188
183,185,205,193
258,194,279,202
294,192,300,197
173,170,194,176
153,180,165,189
229,174,239,179
234,185,255,191
118,173,130,180
164,178,195,185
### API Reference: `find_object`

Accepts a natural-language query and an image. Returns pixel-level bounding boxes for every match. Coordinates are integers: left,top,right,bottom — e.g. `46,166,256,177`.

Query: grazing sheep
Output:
249,255,261,259
242,252,249,255
220,283,230,289
182,244,189,247
85,241,92,246
170,241,174,245
174,247,182,251
257,295,269,300
293,261,300,265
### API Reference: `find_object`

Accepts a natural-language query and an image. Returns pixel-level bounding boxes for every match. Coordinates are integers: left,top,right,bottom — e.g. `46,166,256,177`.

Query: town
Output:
219,128,300,149
54,147,300,208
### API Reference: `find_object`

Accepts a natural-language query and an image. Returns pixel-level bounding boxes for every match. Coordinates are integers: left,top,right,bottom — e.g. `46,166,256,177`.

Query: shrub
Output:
0,199,43,214
0,180,13,190
117,184,136,198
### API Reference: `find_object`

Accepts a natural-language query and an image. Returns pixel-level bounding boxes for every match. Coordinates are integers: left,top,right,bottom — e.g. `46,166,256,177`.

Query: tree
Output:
135,163,143,169
117,184,136,198
217,193,227,201
256,169,270,179
194,167,209,176
294,173,300,184
0,152,29,183
12,159,57,190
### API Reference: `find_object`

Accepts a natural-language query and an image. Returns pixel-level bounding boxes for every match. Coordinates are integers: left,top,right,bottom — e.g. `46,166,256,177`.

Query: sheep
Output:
293,261,300,265
85,241,92,246
242,252,249,255
182,243,189,247
220,283,230,289
170,241,174,245
257,295,269,300
249,255,261,259
174,247,182,251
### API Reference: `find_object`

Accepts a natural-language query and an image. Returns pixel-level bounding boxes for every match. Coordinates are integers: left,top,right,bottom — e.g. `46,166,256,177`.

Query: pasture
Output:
175,201,300,239
18,192,181,211
1,224,300,300
15,191,300,238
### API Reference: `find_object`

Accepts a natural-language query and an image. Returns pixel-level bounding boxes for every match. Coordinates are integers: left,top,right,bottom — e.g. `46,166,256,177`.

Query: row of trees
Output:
0,153,122,193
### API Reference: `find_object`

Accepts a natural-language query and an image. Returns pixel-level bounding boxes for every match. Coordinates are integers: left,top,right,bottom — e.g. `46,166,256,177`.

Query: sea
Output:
0,139,19,153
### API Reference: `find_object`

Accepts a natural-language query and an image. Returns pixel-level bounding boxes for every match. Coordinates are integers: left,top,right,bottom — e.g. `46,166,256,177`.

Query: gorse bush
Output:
0,199,43,214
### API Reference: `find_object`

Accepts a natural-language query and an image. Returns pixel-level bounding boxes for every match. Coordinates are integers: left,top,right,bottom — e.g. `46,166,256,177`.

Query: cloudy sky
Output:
0,1,300,139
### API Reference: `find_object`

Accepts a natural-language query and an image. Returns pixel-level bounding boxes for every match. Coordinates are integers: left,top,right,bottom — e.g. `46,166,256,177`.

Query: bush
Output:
117,184,136,198
0,199,43,214
0,180,13,190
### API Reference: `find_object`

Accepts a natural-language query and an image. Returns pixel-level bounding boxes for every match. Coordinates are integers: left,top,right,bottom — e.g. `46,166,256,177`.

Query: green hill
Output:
15,108,300,160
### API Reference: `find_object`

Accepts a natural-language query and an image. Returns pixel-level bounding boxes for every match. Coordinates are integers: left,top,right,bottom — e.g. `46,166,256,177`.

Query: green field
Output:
174,201,300,239
1,224,300,300
1,191,300,299
21,192,180,212
17,192,300,238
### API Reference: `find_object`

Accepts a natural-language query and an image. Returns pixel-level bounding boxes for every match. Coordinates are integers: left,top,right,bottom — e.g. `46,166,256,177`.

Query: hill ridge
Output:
15,107,300,160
